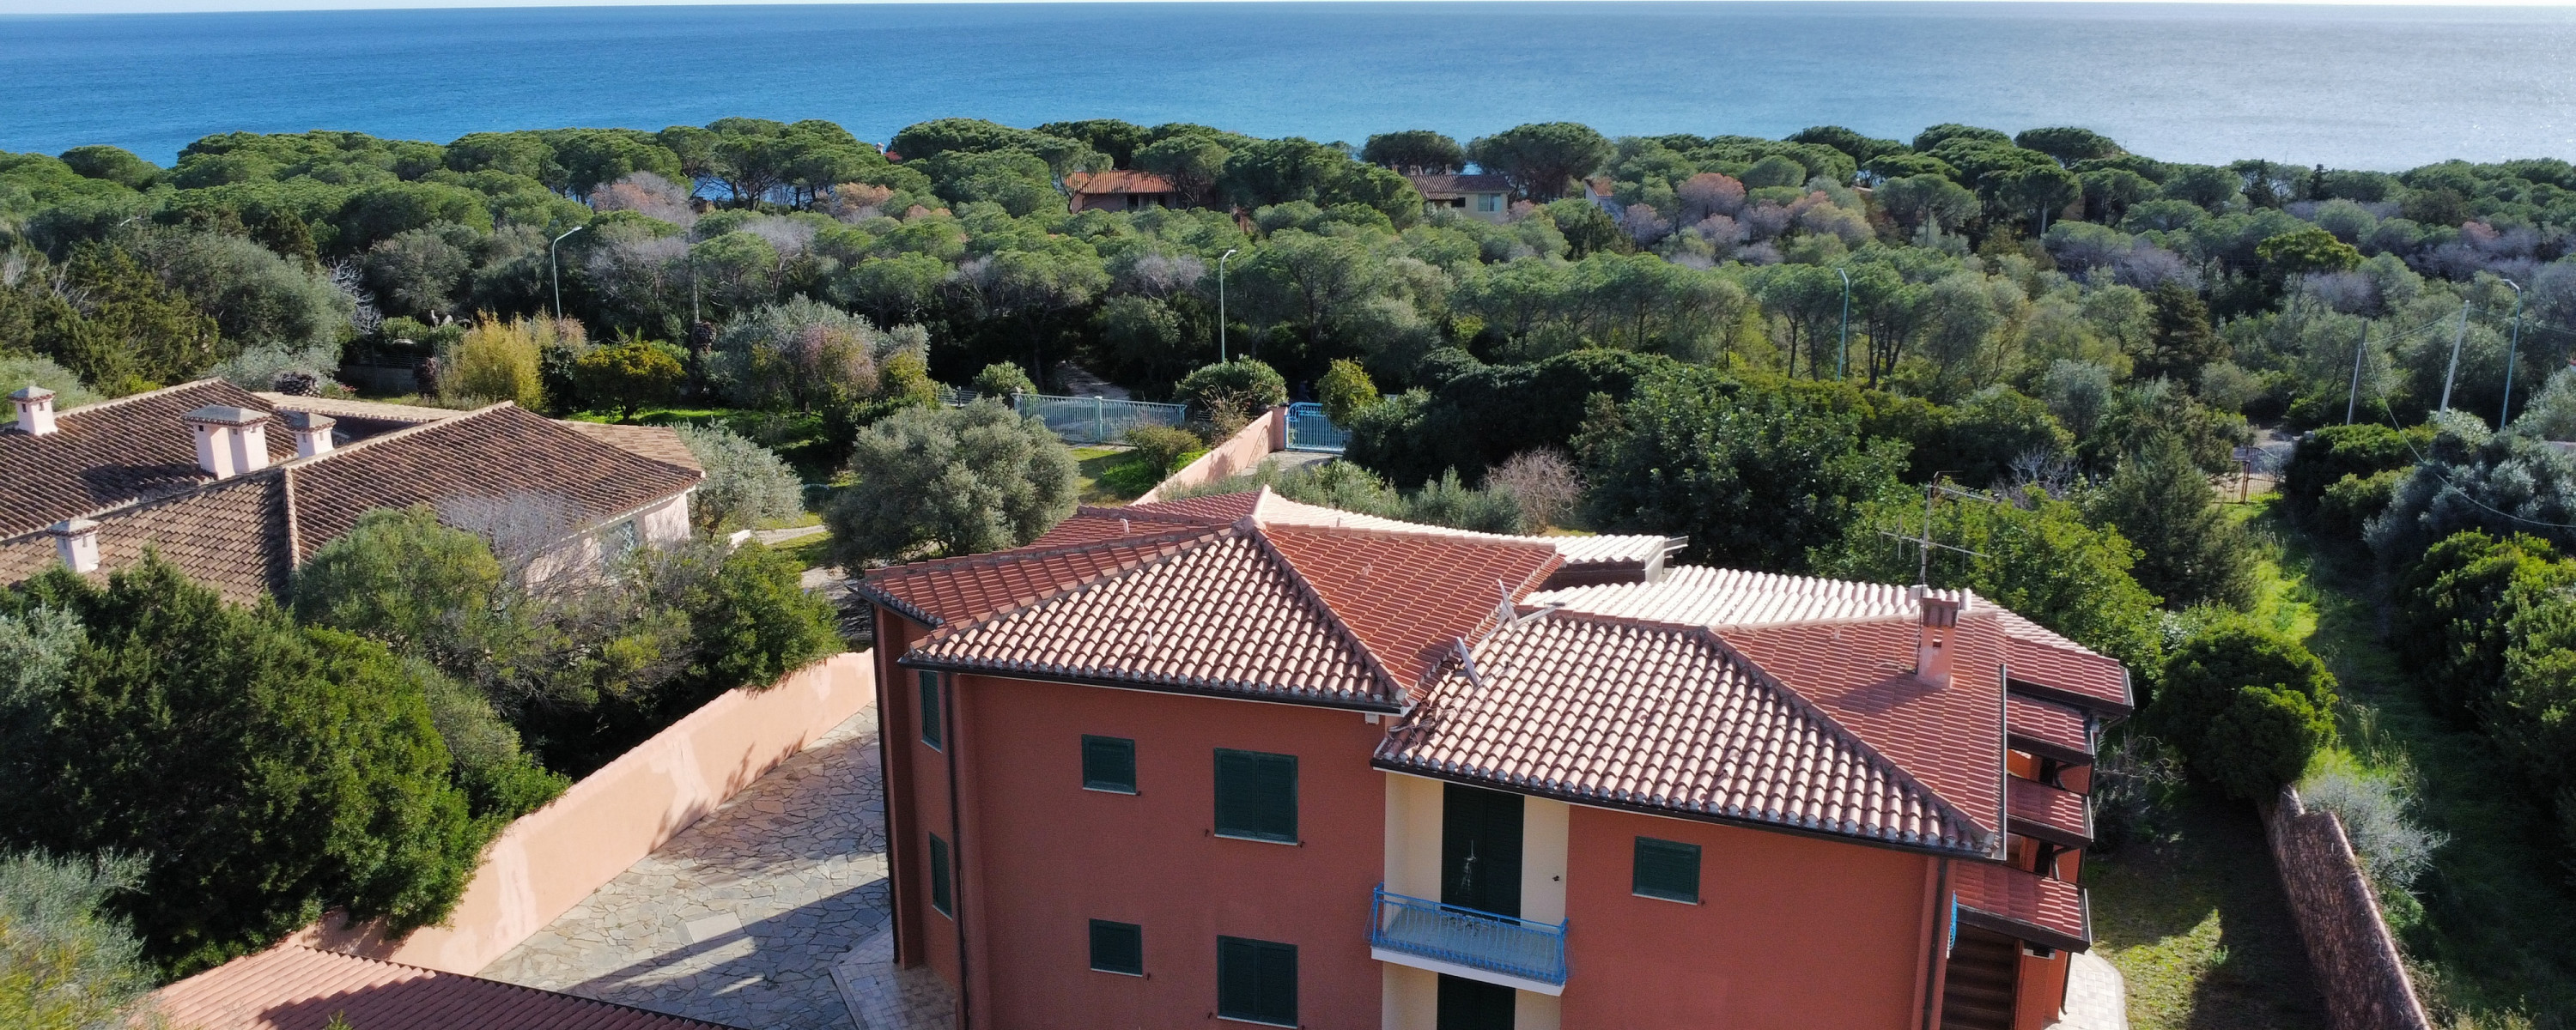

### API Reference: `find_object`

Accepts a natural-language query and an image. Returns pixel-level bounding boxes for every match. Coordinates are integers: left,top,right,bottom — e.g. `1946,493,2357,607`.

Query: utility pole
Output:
1218,248,1240,363
1835,266,1852,381
2439,299,2470,413
549,225,585,320
2501,278,2526,427
2345,322,2368,425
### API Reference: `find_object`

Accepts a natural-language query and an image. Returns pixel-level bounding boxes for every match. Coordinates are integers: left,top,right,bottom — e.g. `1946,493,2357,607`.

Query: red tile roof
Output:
860,526,1221,627
2002,633,2133,718
2006,777,2092,848
1714,616,2008,839
1064,169,1176,196
1952,862,2091,953
1262,522,1558,689
2006,694,2094,766
1376,611,1993,853
0,379,292,537
152,945,741,1029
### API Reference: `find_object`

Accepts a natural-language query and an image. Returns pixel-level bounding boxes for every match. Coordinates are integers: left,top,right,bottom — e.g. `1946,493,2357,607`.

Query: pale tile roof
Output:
1376,610,1992,854
1057,489,1675,571
152,944,740,1030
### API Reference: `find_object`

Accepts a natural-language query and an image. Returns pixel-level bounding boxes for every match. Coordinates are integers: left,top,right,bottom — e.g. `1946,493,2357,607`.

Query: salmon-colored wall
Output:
1131,407,1285,505
880,612,957,982
1560,806,1935,1028
2016,948,2071,1030
297,651,873,973
939,672,1390,1029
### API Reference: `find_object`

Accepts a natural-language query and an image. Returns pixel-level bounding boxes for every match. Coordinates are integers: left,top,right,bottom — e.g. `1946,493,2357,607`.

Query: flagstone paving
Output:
480,709,889,1030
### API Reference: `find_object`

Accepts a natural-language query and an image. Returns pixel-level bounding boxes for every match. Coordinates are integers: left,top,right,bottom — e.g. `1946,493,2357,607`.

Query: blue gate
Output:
1284,403,1348,453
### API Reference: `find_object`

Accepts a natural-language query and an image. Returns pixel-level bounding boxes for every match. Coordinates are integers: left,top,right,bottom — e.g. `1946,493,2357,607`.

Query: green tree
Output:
2136,280,2226,382
572,336,684,420
2013,127,2124,166
1578,367,1905,572
1467,123,1613,201
2152,616,2337,800
824,400,1079,564
57,145,161,190
1361,130,1466,176
1318,359,1379,427
2088,433,2258,609
969,361,1036,401
1178,358,1289,421
2388,530,2574,724
0,558,483,974
0,851,155,1030
676,426,805,534
2256,227,2364,279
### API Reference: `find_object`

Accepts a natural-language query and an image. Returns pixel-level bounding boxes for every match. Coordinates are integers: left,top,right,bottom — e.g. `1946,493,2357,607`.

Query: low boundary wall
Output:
296,651,877,974
1133,406,1286,505
2263,786,2433,1030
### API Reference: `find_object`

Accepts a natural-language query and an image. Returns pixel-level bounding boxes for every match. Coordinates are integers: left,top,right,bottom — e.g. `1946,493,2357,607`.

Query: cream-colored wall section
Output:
1383,963,1437,1030
1521,797,1569,924
637,492,692,543
1516,991,1563,1029
1383,772,1443,898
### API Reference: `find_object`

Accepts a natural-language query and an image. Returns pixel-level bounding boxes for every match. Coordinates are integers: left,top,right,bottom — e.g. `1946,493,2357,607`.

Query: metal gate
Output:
1284,403,1349,453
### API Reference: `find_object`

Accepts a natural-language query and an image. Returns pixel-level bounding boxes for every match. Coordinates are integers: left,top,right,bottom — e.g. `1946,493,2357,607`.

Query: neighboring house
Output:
1407,173,1513,222
1583,176,1625,221
855,488,2123,1030
152,943,741,1029
1065,169,1181,213
0,379,703,602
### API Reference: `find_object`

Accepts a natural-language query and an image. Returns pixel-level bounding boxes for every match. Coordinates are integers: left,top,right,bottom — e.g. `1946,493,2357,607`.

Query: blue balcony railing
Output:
1368,885,1569,986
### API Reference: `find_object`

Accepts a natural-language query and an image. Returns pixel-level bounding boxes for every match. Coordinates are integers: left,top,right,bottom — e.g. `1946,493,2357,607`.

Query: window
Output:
1215,936,1297,1025
918,670,943,750
1477,193,1503,213
927,833,953,916
1632,836,1701,903
1089,919,1144,975
1083,736,1137,793
1213,749,1297,842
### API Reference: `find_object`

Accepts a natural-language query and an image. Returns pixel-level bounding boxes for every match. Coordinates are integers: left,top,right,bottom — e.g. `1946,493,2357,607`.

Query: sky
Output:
7,0,2575,14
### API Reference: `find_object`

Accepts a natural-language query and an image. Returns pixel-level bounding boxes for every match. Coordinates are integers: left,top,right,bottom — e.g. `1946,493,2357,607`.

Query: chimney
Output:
182,406,272,478
283,410,336,458
1911,585,1965,688
11,385,57,436
48,518,99,573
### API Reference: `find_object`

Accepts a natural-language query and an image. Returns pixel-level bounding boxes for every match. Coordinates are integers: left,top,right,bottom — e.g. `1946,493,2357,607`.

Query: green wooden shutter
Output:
918,670,943,750
1214,749,1297,842
928,833,953,915
1216,936,1297,1025
1632,836,1701,903
1089,919,1143,974
1083,736,1137,793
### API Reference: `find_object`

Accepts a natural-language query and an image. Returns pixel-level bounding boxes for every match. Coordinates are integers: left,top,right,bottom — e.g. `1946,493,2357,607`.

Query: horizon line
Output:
12,0,2576,15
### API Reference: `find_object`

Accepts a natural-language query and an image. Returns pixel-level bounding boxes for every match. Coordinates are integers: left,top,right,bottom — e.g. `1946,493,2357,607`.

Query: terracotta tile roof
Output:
2006,694,2094,766
858,526,1221,627
1406,173,1513,197
2006,777,2092,848
906,526,1401,709
1713,615,2008,839
1261,522,1558,688
254,393,458,426
152,944,740,1029
1376,611,1991,853
1064,169,1176,196
283,404,702,562
0,473,292,604
2002,633,2133,718
0,379,291,537
1952,862,2091,953
556,420,703,473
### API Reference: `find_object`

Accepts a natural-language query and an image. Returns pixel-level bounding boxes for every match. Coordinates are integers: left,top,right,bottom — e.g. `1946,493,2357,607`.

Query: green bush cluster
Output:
2148,616,2339,801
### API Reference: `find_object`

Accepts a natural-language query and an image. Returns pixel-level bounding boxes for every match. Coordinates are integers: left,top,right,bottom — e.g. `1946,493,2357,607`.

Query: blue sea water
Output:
2,2,2573,171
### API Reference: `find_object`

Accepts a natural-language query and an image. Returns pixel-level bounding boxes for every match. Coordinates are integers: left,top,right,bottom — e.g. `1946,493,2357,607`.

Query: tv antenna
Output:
1877,474,1993,583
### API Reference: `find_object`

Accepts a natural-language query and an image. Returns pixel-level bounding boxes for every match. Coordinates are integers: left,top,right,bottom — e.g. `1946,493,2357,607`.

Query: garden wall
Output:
293,651,876,975
1133,406,1286,504
2263,786,2433,1030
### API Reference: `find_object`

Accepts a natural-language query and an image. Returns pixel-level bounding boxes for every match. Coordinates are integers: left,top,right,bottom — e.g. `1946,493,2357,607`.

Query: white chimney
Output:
11,385,57,436
49,518,99,573
1911,585,1965,688
182,406,272,478
283,410,336,458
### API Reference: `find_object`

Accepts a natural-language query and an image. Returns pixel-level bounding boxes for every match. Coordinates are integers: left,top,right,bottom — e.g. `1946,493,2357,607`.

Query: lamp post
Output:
2501,277,2526,427
2439,298,2470,413
1834,266,1852,381
1218,247,1240,363
550,225,586,319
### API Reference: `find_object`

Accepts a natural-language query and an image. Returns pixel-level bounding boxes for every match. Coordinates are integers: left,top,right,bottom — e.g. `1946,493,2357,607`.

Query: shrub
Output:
2281,422,2427,524
2201,685,2336,801
572,336,684,419
825,400,1079,565
969,361,1036,402
443,314,580,409
1124,424,1201,476
1485,449,1583,530
1177,358,1287,419
2297,756,2445,905
2152,616,2338,798
2370,410,2576,559
2086,433,2259,609
0,851,155,1030
2315,470,2403,542
675,426,805,533
0,355,99,409
2387,530,2572,723
1317,359,1379,427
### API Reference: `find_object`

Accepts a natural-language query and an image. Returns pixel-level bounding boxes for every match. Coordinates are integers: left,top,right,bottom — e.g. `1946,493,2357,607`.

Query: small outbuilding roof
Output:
152,944,744,1030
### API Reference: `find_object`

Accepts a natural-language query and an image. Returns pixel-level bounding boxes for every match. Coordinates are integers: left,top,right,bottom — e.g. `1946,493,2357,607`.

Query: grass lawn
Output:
2274,514,2576,1027
2087,788,2327,1030
1076,445,1161,506
769,530,832,571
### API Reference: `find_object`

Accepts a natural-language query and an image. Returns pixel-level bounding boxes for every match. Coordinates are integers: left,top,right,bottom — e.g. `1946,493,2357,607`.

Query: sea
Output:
2,2,2573,172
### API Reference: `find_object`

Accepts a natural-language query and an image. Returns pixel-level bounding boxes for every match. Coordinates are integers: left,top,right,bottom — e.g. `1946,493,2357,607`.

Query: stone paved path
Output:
480,710,890,1030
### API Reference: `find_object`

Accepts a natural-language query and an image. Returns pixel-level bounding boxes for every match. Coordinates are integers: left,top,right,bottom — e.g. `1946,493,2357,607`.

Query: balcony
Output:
1367,885,1568,993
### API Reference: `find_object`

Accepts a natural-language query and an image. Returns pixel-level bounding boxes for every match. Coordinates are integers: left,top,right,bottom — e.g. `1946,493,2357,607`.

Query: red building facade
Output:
860,489,2126,1030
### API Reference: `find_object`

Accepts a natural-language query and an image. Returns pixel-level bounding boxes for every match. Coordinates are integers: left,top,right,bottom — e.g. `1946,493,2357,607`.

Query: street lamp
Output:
550,225,586,319
2501,277,2527,428
1834,267,1852,381
1218,248,1240,363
